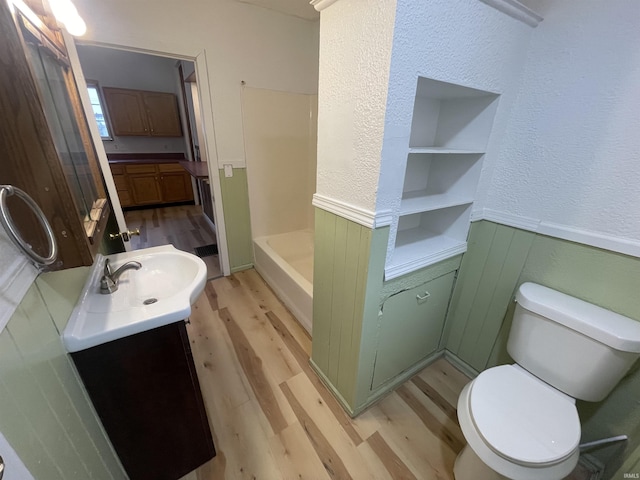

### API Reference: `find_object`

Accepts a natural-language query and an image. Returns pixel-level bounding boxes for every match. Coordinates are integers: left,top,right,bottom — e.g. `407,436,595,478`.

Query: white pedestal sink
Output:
63,244,207,352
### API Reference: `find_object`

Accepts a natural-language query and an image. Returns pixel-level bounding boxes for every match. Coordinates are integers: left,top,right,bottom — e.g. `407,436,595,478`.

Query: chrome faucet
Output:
100,258,142,294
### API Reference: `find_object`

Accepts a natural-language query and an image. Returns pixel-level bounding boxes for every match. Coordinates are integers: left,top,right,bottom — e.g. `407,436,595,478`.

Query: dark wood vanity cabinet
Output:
71,321,215,480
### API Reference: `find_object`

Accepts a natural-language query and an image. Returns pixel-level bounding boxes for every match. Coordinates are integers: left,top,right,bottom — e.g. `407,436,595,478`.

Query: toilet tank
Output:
508,283,640,402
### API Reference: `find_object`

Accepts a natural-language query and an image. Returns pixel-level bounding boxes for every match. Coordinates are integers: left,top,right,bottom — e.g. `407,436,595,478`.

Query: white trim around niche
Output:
477,208,640,259
479,0,543,27
312,193,392,229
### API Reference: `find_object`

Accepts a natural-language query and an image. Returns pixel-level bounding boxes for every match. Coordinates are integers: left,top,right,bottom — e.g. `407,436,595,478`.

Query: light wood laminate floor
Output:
182,269,471,480
125,205,222,279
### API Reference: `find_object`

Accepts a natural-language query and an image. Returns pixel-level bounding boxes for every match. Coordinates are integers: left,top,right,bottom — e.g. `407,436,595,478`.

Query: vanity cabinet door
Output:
158,163,194,203
71,321,216,480
372,272,455,389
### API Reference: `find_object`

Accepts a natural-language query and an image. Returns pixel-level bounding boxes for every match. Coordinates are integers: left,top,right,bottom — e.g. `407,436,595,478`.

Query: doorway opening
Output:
75,44,222,279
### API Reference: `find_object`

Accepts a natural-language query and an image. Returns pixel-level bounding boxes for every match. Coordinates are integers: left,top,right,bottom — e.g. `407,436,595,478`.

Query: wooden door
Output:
143,92,182,137
103,88,149,136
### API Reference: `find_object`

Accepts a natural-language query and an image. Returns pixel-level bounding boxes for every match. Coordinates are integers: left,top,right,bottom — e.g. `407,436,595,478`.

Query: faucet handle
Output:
104,258,112,277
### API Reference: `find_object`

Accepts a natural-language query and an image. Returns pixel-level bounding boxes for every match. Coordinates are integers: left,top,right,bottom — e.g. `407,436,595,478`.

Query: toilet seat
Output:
468,365,581,466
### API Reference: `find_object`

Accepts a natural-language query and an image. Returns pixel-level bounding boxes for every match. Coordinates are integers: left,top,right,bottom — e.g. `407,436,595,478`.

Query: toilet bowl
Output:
455,365,580,480
454,283,640,480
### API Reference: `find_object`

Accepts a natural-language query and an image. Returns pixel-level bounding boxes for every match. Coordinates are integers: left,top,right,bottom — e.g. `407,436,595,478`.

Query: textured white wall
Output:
73,0,319,166
76,45,187,154
485,0,640,243
376,0,535,258
315,0,397,213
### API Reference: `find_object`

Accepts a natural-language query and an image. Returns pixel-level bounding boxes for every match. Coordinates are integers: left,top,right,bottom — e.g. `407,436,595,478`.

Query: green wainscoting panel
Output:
444,221,536,372
35,267,90,332
311,208,389,411
218,168,254,272
0,280,125,479
311,207,336,375
352,224,389,409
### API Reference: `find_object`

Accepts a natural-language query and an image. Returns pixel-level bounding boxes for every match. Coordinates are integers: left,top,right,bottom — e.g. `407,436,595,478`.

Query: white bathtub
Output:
253,230,313,334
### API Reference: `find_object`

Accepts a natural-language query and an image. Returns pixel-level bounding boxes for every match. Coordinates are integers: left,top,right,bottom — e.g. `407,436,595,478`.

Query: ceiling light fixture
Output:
48,0,86,36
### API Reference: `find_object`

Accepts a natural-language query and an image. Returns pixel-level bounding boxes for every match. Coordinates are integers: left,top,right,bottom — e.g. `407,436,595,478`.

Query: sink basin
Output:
63,244,207,352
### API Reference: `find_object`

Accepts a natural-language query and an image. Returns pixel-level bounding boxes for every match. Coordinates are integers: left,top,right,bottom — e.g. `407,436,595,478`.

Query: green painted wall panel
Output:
336,220,366,398
35,267,90,333
469,228,534,368
218,168,254,272
352,224,387,408
312,208,335,374
0,278,125,479
328,215,349,382
455,224,516,369
444,221,499,354
311,208,382,410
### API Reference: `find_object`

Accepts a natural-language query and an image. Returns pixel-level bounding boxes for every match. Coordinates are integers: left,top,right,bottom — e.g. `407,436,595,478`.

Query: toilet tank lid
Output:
516,283,640,353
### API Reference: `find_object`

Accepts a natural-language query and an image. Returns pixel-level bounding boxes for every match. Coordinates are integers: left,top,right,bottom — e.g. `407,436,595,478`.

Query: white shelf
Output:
385,76,499,278
400,192,473,216
385,231,468,280
408,147,485,155
409,77,499,152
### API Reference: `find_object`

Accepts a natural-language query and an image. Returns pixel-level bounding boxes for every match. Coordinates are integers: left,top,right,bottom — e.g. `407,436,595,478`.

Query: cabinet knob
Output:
416,291,430,304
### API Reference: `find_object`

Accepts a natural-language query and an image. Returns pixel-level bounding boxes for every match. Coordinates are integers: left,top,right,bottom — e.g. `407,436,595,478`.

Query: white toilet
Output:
454,282,640,480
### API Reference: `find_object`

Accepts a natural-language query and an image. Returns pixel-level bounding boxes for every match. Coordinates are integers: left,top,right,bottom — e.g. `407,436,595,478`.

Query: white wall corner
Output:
310,0,340,12
313,193,387,229
478,0,543,27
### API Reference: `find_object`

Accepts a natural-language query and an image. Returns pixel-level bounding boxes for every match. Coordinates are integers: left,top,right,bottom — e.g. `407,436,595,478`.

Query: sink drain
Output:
143,298,158,305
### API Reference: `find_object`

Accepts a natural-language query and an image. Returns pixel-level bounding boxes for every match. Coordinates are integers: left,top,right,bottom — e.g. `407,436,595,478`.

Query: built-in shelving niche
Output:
386,77,499,280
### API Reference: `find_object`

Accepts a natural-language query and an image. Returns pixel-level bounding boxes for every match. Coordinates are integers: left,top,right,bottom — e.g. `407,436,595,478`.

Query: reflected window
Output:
87,82,112,139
